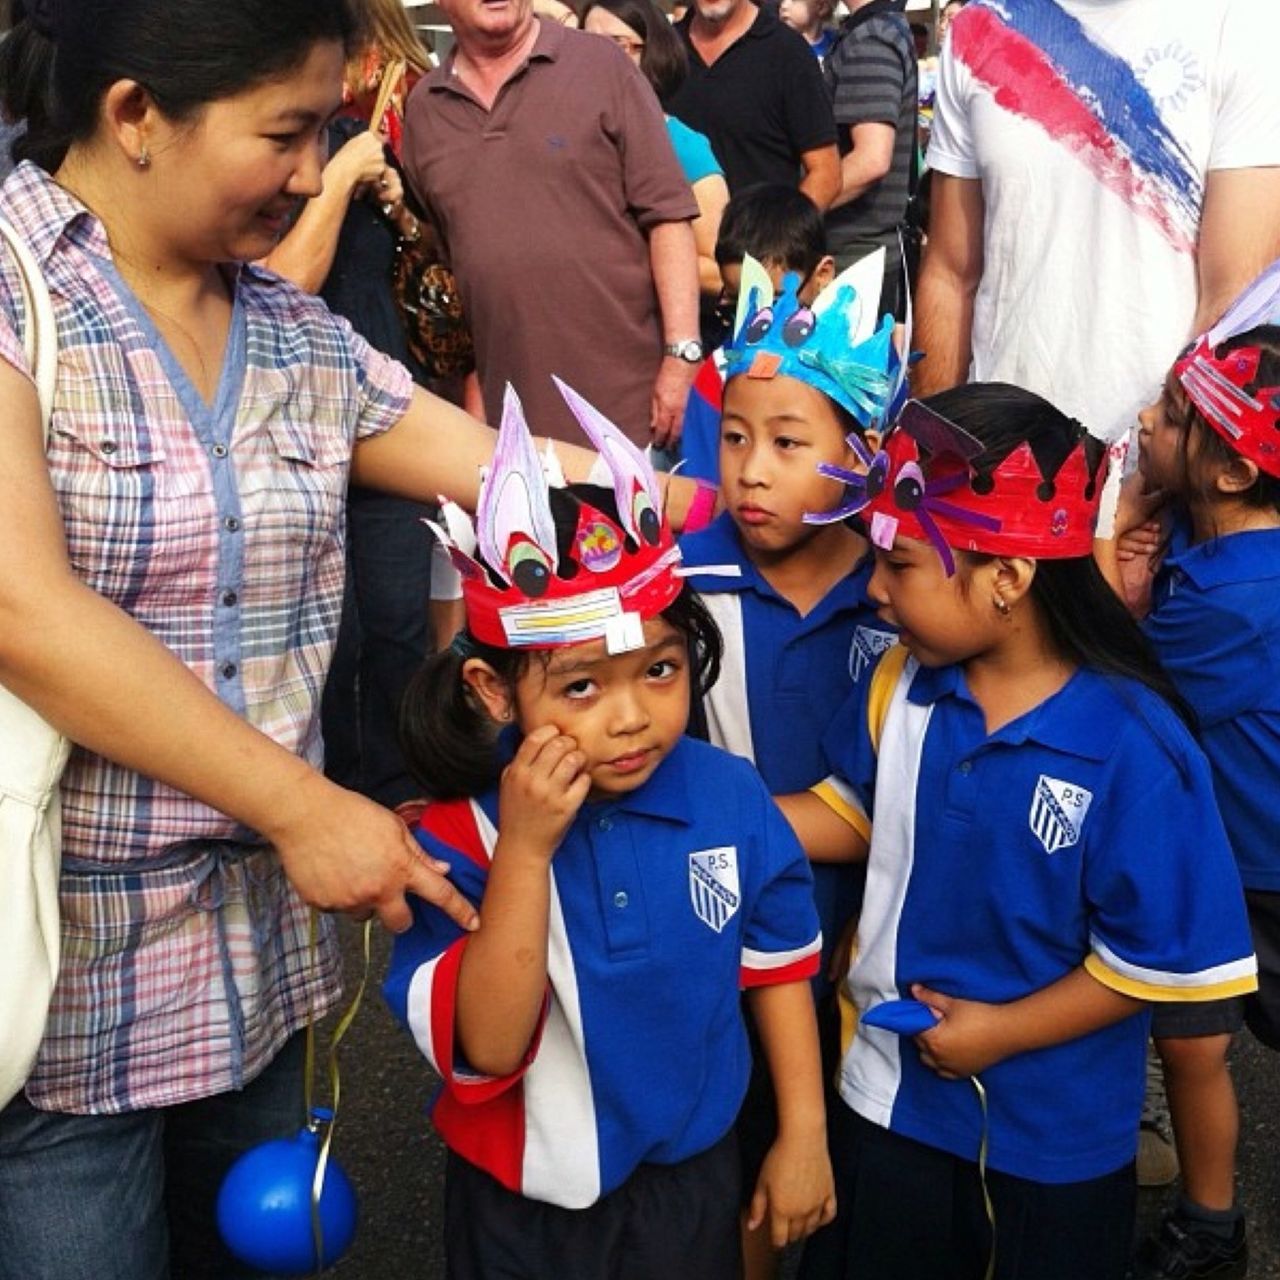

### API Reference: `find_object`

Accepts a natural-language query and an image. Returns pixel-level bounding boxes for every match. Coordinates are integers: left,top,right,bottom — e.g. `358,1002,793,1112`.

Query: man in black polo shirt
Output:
667,0,839,210
823,0,917,317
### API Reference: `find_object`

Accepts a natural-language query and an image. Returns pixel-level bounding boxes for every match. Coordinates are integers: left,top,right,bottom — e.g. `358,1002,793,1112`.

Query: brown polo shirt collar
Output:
428,15,562,102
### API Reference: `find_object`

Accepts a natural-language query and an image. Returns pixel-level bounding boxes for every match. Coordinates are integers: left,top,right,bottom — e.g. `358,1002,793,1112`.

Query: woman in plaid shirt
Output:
0,1,703,1275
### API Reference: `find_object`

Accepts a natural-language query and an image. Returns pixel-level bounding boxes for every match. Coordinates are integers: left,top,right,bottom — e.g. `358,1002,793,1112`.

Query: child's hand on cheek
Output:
499,724,592,857
910,983,1013,1079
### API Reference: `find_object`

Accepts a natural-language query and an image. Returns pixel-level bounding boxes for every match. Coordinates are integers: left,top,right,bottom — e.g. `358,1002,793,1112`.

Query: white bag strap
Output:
0,214,57,442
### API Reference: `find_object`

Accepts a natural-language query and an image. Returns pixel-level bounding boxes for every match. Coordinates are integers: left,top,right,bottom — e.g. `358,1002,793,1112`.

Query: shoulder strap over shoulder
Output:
0,215,56,441
867,643,910,753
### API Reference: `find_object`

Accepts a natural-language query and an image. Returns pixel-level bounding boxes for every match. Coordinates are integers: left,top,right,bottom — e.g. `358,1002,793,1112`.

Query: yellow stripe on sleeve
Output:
811,777,871,841
1084,953,1259,1003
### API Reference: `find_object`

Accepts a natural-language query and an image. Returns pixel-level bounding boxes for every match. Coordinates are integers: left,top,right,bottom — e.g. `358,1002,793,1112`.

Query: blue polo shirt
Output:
383,735,821,1208
681,512,895,978
822,653,1256,1183
1145,523,1280,890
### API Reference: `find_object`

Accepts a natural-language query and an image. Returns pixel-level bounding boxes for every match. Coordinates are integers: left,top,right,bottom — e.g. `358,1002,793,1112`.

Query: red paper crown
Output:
856,401,1105,574
1175,337,1280,478
432,379,683,652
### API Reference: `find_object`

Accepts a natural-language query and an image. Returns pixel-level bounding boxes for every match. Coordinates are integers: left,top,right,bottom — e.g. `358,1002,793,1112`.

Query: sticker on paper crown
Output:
426,379,684,654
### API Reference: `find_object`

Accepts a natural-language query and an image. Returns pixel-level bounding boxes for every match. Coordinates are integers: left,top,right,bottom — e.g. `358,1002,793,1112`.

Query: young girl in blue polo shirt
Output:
1101,267,1280,1280
796,384,1256,1280
382,379,834,1280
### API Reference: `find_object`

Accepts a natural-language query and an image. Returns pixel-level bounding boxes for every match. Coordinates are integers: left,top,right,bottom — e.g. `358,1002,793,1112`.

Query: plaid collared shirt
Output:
0,163,415,1114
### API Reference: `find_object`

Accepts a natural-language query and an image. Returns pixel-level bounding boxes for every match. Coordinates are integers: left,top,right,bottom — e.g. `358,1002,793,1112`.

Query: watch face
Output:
670,340,703,362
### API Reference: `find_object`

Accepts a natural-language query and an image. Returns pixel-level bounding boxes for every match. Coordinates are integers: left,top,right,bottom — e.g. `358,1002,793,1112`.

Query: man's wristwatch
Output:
663,339,705,364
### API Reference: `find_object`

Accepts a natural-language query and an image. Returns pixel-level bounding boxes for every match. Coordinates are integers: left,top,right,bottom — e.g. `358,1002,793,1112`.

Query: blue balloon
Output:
860,998,939,1037
217,1109,358,1274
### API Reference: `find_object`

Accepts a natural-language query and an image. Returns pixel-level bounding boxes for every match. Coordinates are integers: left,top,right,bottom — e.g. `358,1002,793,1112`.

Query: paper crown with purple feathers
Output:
429,379,682,653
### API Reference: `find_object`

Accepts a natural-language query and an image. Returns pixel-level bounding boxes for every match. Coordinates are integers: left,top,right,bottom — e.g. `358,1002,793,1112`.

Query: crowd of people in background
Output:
2,1,1280,1279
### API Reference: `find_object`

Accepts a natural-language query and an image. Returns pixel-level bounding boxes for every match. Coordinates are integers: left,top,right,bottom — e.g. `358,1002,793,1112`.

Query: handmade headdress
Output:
1174,258,1280,478
431,379,682,653
807,399,1106,575
722,249,906,431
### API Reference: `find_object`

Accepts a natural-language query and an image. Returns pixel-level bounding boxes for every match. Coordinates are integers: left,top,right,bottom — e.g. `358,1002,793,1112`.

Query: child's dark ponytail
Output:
399,636,526,802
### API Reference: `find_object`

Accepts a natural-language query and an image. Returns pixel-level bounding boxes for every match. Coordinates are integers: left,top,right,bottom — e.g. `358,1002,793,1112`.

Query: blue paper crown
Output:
722,250,907,431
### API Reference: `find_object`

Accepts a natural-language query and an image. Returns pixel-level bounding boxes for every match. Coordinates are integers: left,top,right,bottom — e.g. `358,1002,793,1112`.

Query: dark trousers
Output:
443,1130,742,1280
799,1104,1136,1280
0,1033,306,1280
322,485,437,809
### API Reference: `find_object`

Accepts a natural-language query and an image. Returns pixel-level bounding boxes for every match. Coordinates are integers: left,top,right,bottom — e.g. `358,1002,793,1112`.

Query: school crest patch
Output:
689,846,740,933
849,625,896,681
1028,775,1093,855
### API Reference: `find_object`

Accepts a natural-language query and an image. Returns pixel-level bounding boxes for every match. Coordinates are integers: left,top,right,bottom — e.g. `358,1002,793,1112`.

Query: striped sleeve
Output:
1082,722,1258,1003
383,801,548,1101
827,19,913,129
740,775,822,988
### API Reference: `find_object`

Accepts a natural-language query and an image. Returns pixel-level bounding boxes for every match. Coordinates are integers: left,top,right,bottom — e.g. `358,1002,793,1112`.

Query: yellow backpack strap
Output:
867,643,910,753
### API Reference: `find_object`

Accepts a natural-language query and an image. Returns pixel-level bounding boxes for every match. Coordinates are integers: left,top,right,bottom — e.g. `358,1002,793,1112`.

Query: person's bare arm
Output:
798,143,842,212
911,173,984,396
1193,166,1280,332
776,790,869,864
261,132,392,293
0,364,475,934
350,385,707,529
690,172,730,295
648,218,701,448
828,122,895,211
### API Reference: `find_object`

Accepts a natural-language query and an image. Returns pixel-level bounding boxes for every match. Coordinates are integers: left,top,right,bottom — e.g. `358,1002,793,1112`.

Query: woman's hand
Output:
263,769,479,934
327,129,392,199
497,724,591,858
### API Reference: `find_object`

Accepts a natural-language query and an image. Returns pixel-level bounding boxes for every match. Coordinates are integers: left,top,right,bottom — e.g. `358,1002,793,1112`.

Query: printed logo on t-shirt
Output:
1028,775,1093,855
689,846,740,933
849,626,896,681
1135,42,1205,113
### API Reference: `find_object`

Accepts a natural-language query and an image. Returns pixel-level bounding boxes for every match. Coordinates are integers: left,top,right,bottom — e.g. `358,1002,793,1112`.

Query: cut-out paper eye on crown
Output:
430,378,683,654
1174,257,1280,478
805,398,1107,577
722,247,908,431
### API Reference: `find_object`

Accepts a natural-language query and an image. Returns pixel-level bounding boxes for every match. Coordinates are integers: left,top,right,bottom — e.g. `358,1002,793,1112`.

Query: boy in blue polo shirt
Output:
681,247,901,1279
1102,267,1280,1280
794,386,1256,1280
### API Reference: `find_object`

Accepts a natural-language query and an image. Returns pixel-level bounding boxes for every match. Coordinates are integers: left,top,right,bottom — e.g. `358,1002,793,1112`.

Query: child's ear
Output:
1216,455,1261,498
461,659,514,724
811,255,837,295
992,556,1037,609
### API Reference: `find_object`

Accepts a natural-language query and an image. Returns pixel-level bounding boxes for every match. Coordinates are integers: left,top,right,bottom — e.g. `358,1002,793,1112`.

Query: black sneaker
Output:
1131,1208,1248,1280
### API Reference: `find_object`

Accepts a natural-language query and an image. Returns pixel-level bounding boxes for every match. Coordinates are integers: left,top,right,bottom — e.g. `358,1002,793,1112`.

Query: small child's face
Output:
720,373,865,560
1137,382,1192,495
779,0,817,34
718,256,834,329
866,537,1005,668
509,617,691,800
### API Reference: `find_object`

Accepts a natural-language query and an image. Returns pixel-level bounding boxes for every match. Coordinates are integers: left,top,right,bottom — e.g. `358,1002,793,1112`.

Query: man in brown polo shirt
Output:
402,0,702,447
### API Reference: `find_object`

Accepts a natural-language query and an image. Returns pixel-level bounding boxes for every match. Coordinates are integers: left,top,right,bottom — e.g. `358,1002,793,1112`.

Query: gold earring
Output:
137,146,151,170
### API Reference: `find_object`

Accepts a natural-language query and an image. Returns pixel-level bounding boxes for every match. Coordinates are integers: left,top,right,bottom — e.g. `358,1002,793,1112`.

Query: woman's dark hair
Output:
580,0,688,106
1173,325,1280,519
400,484,724,800
922,382,1198,731
714,183,826,274
1,0,361,172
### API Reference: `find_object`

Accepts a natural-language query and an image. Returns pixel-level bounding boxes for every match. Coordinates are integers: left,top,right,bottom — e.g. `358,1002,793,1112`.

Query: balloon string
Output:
304,911,375,1275
971,1074,996,1280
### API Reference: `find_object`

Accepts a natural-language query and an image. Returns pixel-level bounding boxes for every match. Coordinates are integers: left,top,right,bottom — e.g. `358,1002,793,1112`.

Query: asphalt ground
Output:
323,919,1280,1280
